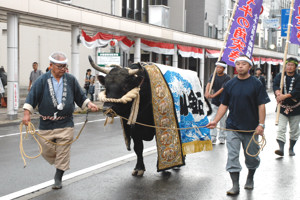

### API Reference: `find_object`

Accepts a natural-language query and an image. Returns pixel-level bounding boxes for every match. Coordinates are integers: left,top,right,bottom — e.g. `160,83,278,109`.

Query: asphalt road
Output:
1,93,300,200
0,113,156,199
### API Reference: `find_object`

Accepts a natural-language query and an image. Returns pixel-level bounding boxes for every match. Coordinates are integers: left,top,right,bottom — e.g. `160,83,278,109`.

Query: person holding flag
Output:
273,57,300,156
206,55,270,195
205,61,231,144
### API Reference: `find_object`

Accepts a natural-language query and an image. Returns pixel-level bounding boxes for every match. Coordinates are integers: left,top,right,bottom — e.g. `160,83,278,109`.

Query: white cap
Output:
215,62,227,68
49,52,68,64
234,56,253,66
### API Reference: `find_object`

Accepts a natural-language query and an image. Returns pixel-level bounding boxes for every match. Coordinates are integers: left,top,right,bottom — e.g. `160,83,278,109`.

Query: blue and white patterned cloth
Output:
156,64,211,153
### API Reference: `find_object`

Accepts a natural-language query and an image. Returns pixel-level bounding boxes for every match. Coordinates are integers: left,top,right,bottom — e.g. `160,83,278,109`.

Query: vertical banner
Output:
13,82,19,110
290,1,300,45
281,9,290,37
222,0,263,66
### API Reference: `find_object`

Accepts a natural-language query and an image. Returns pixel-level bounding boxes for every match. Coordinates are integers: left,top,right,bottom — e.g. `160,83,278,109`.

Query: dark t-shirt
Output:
221,76,270,132
208,73,231,106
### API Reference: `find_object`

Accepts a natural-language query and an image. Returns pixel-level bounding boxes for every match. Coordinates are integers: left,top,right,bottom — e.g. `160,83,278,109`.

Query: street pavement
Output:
1,92,300,200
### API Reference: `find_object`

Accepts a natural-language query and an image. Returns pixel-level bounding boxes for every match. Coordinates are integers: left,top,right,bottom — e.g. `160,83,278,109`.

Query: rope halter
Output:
99,87,141,125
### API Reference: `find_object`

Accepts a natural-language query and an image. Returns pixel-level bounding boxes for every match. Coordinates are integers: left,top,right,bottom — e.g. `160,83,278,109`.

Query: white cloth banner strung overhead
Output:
177,45,204,59
80,30,134,51
141,39,175,55
252,57,283,65
205,49,220,58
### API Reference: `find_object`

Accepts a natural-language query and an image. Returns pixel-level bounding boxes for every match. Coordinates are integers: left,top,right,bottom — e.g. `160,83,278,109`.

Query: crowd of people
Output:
14,53,300,195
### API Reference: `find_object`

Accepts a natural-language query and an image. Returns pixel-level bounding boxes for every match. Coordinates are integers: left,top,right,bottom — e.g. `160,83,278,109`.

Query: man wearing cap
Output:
206,55,270,195
273,57,300,157
22,52,99,189
205,60,231,144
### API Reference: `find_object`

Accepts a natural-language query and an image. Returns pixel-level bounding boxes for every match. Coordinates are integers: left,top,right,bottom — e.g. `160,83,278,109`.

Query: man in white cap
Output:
22,52,98,189
205,60,231,144
206,55,270,196
273,57,300,157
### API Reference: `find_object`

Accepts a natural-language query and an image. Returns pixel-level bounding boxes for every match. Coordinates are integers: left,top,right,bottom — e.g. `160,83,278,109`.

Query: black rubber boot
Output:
275,139,285,156
52,169,64,189
289,140,297,156
227,172,240,195
244,169,256,189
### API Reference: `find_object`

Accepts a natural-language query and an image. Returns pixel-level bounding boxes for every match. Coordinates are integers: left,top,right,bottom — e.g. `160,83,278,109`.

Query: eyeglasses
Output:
54,64,67,69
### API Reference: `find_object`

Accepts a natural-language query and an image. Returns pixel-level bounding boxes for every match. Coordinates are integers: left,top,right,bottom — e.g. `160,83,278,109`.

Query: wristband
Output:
258,124,265,129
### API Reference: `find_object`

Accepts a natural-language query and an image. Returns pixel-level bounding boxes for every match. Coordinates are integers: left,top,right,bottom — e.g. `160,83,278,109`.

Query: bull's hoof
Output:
132,169,145,176
132,169,138,176
137,170,145,177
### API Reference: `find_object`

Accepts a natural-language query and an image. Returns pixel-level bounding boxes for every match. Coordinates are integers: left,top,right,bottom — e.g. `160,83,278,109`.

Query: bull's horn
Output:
128,68,139,75
108,64,122,69
88,55,111,74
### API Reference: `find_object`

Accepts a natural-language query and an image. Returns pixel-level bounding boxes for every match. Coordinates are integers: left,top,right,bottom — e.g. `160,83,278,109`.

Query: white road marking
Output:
0,118,112,138
0,146,157,200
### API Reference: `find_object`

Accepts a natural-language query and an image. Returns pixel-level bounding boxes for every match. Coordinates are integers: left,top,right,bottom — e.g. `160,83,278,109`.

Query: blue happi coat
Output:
24,71,88,130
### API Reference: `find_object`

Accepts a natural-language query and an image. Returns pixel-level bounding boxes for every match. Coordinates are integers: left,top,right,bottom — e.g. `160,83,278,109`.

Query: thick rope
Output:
19,112,89,167
19,122,42,168
99,87,140,104
127,92,140,125
99,86,265,157
104,108,266,157
100,87,141,125
246,133,266,157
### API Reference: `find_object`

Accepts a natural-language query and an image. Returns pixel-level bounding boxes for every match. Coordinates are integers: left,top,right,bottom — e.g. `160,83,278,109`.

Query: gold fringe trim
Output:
182,140,213,155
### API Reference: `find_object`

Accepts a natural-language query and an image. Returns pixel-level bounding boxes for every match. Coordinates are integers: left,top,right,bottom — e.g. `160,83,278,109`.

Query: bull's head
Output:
88,55,144,116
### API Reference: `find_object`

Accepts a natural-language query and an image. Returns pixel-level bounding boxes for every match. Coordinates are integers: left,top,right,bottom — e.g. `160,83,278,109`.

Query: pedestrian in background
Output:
205,60,231,144
255,68,266,90
273,57,300,156
22,52,98,189
84,69,92,96
206,55,270,196
28,62,43,91
0,66,7,107
88,76,95,101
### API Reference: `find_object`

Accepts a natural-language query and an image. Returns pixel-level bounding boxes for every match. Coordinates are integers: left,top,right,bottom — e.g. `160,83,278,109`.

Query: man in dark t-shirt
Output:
207,55,270,196
205,61,231,144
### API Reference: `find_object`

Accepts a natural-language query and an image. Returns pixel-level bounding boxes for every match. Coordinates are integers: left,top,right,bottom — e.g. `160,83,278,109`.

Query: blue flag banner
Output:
281,9,290,37
222,0,263,66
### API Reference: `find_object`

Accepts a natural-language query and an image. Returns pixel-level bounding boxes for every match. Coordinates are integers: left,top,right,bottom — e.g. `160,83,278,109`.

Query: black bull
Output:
89,56,212,176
